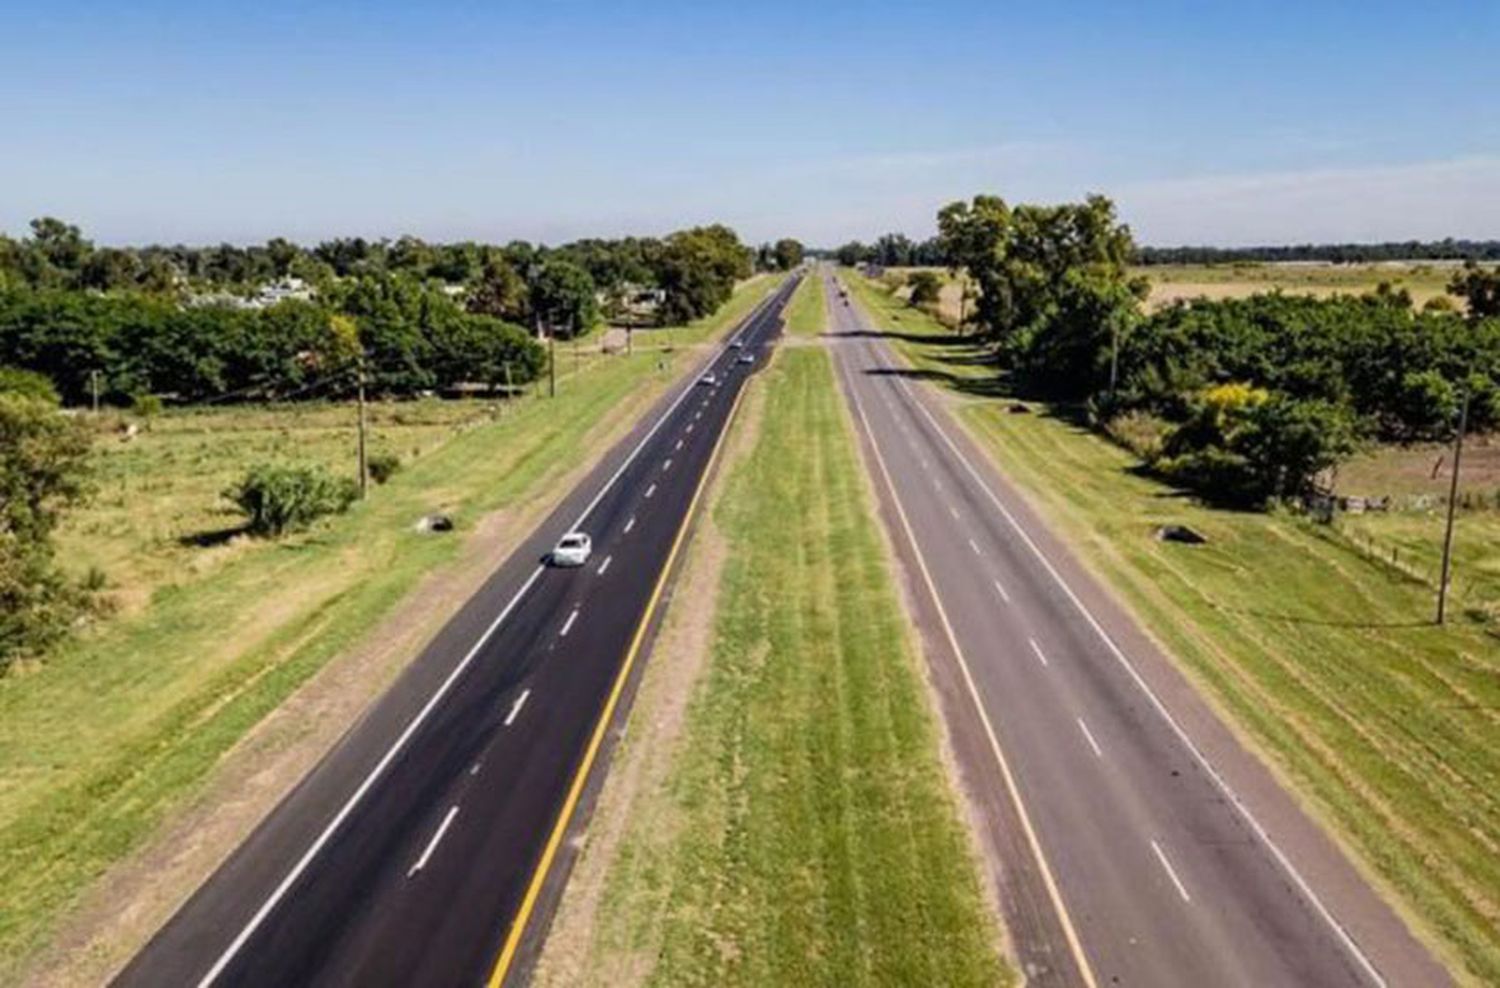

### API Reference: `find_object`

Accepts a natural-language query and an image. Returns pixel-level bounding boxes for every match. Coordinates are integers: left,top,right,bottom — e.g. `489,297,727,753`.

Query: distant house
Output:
251,276,314,307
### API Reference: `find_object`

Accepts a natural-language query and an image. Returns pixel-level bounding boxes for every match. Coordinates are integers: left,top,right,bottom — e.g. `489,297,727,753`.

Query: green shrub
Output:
131,392,164,418
224,464,358,537
1104,409,1170,463
908,270,943,307
0,367,61,405
367,451,401,485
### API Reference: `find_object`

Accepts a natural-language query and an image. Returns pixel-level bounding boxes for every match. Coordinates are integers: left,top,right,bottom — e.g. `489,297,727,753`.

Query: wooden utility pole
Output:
1436,391,1470,624
90,369,101,413
356,359,369,499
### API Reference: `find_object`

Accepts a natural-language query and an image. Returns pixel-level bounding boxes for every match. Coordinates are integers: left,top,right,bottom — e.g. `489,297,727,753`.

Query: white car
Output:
698,373,718,387
551,532,592,567
729,339,744,349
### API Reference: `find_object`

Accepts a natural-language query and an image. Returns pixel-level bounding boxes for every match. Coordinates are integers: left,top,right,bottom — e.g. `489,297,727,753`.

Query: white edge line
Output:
192,276,793,987
407,805,460,878
894,367,1388,987
504,688,532,726
1077,717,1103,758
1151,839,1192,903
831,347,1100,988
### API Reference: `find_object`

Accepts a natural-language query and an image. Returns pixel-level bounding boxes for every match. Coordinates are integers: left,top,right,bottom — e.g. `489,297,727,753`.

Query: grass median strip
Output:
846,270,1500,986
0,275,782,982
538,345,1007,987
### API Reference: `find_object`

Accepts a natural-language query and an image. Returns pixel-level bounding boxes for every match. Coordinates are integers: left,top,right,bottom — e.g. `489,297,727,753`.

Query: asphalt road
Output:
115,274,801,988
823,271,1450,988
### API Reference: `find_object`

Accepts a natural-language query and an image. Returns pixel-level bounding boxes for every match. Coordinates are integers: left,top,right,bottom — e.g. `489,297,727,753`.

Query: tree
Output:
773,238,805,271
529,258,599,338
1449,261,1500,318
0,383,93,669
466,255,529,323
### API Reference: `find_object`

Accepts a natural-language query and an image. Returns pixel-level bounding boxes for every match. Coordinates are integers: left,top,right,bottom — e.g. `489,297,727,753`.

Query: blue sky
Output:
3,0,1497,247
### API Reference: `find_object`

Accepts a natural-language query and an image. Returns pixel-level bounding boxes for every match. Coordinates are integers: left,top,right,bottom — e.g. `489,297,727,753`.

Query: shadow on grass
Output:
176,524,249,548
1213,605,1431,630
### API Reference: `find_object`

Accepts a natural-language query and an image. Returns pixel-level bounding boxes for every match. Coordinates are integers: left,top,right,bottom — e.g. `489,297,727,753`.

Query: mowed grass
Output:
845,270,1500,986
0,274,782,979
783,272,826,337
570,346,1007,986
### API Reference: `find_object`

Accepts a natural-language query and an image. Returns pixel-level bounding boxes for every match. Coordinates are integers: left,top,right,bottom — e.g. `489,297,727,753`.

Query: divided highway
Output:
117,275,801,988
823,271,1449,988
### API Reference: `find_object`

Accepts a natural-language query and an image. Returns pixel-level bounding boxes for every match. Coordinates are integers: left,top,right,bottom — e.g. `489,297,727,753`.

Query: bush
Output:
0,367,61,404
131,392,164,418
367,451,401,485
908,270,943,307
1103,409,1171,463
224,464,358,536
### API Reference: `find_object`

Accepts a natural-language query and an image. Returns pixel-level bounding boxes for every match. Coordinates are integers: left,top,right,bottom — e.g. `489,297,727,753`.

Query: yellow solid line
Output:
485,372,755,988
832,338,1101,988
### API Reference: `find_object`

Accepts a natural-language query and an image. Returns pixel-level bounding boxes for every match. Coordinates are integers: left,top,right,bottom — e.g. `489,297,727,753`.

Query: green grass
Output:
569,345,1007,986
0,274,783,979
845,270,1500,986
783,273,826,337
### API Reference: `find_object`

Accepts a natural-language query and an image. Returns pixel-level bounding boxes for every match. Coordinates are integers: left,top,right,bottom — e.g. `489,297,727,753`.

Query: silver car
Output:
551,532,592,567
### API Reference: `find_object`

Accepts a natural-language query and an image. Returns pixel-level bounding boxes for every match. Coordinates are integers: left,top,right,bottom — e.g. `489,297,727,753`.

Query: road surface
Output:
116,275,801,988
823,271,1449,988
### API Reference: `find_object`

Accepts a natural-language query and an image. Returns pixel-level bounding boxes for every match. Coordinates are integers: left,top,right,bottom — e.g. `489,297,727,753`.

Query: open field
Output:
1138,261,1468,311
844,269,1500,985
0,274,783,981
878,262,1480,321
536,345,1007,986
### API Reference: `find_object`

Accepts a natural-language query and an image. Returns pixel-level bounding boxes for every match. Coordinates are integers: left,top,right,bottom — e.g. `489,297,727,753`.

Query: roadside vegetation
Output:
783,272,826,337
847,270,1500,985
538,345,1006,986
0,274,782,981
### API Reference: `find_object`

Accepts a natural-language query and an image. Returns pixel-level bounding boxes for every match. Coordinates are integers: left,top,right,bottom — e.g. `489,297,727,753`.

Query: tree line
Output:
829,233,946,268
1136,239,1500,266
933,194,1500,506
0,219,780,406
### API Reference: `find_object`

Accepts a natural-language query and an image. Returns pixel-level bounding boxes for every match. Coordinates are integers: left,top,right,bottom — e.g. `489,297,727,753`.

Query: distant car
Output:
729,339,744,348
737,353,754,365
698,373,718,387
551,532,592,567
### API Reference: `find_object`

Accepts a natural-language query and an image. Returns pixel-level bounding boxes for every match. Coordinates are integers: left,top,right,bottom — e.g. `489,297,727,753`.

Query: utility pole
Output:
1436,390,1470,624
548,333,556,398
503,361,514,412
573,337,579,378
356,358,369,499
90,369,101,414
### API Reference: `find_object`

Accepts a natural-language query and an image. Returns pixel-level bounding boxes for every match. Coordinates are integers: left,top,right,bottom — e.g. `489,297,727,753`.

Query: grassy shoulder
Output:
0,274,783,981
536,345,1008,987
845,269,1500,985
